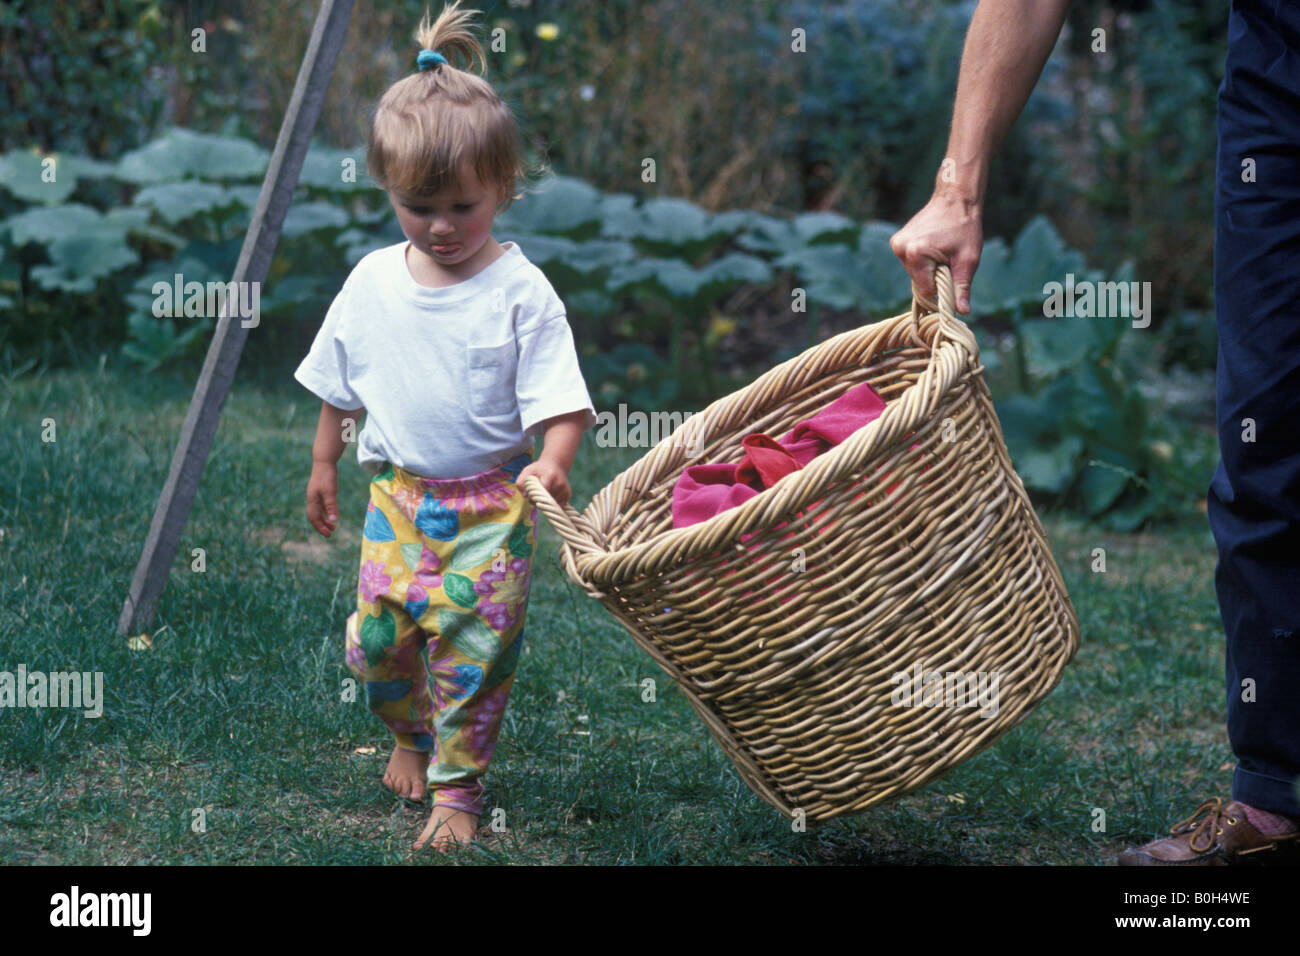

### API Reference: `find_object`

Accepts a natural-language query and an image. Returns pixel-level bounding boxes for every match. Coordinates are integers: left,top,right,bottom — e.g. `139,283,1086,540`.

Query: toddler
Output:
294,1,595,851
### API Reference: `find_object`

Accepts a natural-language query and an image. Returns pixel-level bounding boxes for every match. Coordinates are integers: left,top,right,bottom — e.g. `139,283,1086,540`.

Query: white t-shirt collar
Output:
396,239,522,305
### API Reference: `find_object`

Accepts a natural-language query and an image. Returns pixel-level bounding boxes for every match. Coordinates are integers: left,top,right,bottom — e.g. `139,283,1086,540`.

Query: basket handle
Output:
519,475,604,556
908,262,959,343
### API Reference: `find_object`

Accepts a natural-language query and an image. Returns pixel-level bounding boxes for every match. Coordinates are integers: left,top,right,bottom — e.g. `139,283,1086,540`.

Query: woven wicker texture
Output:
522,266,1080,822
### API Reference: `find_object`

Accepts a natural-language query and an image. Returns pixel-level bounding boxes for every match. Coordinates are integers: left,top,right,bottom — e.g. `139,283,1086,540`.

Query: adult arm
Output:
890,0,1072,313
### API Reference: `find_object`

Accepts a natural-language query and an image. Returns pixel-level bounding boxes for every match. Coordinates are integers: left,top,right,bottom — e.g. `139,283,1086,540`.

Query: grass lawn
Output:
0,358,1232,864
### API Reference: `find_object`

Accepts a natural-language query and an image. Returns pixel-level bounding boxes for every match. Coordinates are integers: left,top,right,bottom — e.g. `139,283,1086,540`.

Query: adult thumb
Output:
950,260,979,316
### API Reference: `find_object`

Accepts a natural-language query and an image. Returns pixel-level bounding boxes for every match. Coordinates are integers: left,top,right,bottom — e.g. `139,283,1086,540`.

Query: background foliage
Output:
0,0,1228,526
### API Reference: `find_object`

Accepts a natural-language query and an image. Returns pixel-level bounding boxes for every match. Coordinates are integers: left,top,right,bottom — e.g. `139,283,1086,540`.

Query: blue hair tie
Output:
417,49,448,71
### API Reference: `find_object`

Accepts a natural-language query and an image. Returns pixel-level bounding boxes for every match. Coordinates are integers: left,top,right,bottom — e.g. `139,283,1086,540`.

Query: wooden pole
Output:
118,0,355,636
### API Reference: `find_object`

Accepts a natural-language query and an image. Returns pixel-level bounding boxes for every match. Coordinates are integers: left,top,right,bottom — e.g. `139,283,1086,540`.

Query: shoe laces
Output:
1170,797,1239,853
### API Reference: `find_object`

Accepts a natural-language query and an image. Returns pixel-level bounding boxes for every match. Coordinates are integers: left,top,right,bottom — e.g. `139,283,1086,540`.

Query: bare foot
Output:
414,806,479,851
383,747,429,801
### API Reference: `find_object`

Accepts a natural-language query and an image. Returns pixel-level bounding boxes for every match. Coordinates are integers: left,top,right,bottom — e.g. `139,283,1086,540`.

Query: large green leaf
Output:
282,201,350,237
972,216,1094,316
596,193,639,237
620,197,726,251
969,238,1015,312
32,236,140,292
1019,318,1093,378
1100,494,1159,532
506,234,636,290
343,232,398,266
775,242,911,313
993,390,1066,452
711,209,770,238
1012,434,1084,494
691,253,772,302
4,205,149,292
4,204,89,244
123,255,225,317
792,211,859,246
227,185,264,208
133,182,239,225
114,128,269,184
1011,215,1088,289
2,204,140,246
259,274,332,317
566,289,616,319
0,150,116,205
0,150,70,204
558,238,637,274
606,258,697,300
854,228,915,308
606,253,770,310
298,143,371,192
734,213,797,253
504,233,577,269
120,310,209,371
995,376,1076,461
496,175,603,236
1077,461,1130,516
859,221,900,251
1065,362,1129,440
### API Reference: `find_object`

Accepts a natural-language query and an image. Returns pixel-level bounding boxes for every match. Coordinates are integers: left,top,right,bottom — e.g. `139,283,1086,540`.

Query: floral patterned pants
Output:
344,451,537,816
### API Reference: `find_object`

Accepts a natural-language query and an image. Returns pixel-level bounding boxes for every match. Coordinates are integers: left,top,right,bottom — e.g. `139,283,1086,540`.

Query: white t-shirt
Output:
294,240,597,479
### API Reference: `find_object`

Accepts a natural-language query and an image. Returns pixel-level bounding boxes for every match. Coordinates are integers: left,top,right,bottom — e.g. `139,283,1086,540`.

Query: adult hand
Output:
889,189,984,315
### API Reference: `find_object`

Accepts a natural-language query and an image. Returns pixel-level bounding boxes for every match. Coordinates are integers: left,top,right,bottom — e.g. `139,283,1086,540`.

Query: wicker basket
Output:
521,266,1080,823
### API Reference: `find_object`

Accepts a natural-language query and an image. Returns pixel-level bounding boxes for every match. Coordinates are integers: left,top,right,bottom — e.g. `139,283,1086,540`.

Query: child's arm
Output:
515,409,588,507
307,400,365,538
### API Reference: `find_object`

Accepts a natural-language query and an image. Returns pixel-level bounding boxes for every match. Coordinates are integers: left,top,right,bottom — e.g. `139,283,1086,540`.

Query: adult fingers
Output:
891,234,952,305
949,247,982,316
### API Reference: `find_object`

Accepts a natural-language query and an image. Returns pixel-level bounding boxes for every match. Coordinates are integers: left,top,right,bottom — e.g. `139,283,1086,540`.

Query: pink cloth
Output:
672,381,888,528
662,379,934,615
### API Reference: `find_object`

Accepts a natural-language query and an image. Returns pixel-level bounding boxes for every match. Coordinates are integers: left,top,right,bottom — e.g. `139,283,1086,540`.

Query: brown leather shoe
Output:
1119,797,1300,866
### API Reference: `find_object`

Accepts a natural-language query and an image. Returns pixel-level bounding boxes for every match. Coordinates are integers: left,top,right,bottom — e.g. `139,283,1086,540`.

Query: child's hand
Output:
307,461,341,538
516,458,572,508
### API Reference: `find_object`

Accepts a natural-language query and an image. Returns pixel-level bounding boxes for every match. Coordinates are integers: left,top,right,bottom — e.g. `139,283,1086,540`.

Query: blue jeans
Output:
1208,0,1300,816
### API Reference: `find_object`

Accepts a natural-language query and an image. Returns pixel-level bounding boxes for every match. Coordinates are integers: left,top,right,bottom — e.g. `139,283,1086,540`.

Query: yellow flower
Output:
709,315,737,339
535,23,559,41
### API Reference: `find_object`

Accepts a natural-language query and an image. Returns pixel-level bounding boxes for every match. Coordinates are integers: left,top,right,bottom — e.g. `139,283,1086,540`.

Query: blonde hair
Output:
367,2,527,209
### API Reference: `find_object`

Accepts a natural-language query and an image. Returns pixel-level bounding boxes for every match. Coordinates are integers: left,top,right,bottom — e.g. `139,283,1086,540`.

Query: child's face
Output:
389,164,507,279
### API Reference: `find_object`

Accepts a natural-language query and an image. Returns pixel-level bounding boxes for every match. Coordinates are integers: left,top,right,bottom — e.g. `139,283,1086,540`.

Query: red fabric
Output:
672,381,889,528
664,379,936,614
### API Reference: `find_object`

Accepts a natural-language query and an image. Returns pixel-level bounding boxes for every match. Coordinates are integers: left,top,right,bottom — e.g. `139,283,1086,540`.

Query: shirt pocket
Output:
466,341,518,417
